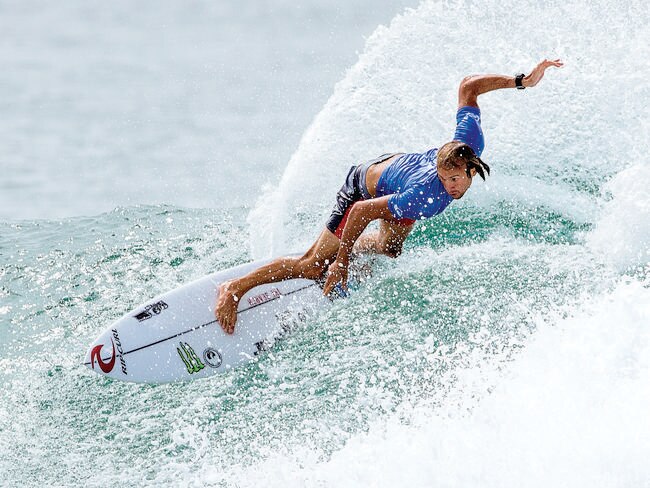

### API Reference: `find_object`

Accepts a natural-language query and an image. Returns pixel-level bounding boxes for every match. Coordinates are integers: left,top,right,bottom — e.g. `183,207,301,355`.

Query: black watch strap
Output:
515,73,526,90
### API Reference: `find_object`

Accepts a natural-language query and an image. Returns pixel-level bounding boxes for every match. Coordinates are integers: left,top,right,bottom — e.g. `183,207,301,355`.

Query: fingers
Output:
323,267,343,296
322,280,330,296
323,274,336,296
541,58,564,68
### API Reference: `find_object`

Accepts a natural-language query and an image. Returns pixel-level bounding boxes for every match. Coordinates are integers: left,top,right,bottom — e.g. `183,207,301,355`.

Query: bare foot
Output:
215,280,240,334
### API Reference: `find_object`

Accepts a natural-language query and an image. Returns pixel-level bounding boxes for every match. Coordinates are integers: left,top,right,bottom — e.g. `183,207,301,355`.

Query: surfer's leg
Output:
215,228,340,333
352,231,382,254
217,161,369,333
353,219,414,257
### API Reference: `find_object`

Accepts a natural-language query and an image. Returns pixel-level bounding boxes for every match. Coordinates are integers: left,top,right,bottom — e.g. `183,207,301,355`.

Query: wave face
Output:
1,0,649,487
248,0,648,258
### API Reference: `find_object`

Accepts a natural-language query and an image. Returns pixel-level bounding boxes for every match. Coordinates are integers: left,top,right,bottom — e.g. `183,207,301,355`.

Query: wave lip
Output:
249,0,650,258
587,163,650,270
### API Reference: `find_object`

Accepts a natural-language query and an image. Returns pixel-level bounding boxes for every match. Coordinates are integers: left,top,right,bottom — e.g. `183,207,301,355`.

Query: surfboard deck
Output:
83,257,345,384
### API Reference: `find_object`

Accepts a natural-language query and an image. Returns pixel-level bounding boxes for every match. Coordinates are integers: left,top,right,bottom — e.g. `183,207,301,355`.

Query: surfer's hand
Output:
323,260,348,296
523,58,564,88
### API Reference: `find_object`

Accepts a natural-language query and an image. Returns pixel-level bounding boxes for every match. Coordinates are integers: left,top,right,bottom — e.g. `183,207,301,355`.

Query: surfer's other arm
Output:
458,58,564,108
322,196,396,295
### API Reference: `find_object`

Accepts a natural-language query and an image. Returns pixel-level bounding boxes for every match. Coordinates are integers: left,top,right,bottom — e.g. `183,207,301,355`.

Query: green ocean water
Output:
0,198,625,485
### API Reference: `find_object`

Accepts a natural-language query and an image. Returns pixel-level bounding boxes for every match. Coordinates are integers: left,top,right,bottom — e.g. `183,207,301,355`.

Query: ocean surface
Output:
1,0,649,487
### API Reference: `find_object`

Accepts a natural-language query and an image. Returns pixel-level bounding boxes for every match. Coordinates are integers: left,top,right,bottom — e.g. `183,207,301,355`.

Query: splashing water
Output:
1,0,649,486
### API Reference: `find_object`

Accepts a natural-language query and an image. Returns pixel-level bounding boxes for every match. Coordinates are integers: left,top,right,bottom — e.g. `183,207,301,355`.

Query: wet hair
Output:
437,141,491,180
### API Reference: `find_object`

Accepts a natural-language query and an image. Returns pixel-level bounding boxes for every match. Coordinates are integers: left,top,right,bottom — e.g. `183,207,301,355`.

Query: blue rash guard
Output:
376,106,485,221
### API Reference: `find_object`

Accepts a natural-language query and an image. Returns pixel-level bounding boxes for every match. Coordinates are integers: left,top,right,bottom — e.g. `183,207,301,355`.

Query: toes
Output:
217,315,227,331
226,313,236,334
215,309,236,335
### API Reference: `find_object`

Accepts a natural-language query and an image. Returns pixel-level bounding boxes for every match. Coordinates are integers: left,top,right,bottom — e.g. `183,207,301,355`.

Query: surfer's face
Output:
438,165,475,199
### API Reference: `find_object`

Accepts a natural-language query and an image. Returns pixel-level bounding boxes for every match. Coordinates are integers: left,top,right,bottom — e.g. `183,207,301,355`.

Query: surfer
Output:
216,58,564,334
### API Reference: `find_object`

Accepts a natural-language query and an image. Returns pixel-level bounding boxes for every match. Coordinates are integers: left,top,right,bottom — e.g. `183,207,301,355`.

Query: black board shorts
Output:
326,153,410,239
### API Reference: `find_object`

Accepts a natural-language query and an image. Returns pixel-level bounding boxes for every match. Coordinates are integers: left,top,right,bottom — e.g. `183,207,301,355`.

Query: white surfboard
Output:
83,257,348,384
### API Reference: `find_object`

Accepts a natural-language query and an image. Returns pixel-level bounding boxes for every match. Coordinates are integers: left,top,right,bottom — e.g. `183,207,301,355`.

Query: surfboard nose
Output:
83,347,92,370
83,336,117,375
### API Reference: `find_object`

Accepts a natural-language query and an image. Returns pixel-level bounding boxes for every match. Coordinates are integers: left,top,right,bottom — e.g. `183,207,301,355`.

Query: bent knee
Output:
381,242,403,259
296,255,328,279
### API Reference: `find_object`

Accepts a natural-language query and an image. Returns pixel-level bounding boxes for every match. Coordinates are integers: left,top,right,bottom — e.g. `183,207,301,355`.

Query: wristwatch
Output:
515,73,526,90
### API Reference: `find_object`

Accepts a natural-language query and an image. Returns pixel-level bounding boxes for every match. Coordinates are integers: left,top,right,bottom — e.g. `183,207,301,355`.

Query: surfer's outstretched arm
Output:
458,58,564,108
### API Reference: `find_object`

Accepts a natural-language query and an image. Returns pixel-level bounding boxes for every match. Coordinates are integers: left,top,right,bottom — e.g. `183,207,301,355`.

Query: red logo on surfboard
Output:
90,340,116,373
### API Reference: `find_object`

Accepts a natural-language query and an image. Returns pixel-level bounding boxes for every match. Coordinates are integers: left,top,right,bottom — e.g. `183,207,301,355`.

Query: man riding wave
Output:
216,58,564,334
